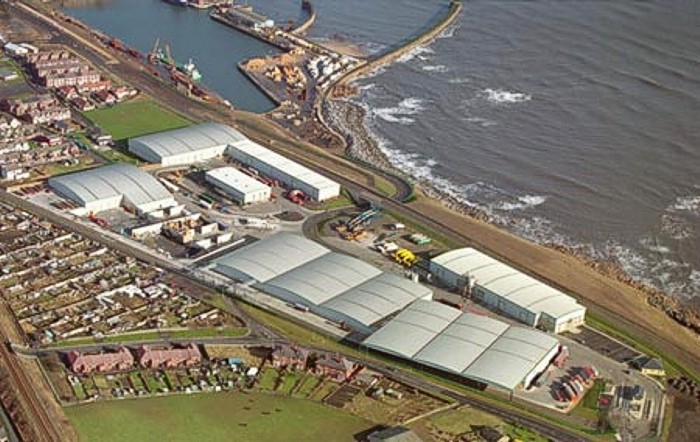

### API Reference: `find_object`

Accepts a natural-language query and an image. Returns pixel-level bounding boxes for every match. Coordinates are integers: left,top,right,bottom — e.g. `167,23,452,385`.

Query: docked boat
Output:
162,0,188,7
178,59,202,82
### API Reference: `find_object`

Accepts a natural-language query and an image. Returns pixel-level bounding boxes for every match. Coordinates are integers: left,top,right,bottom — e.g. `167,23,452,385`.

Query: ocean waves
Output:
371,97,426,125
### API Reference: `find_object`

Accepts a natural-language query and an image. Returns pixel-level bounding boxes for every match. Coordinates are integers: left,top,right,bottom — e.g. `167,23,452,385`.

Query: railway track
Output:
0,336,60,441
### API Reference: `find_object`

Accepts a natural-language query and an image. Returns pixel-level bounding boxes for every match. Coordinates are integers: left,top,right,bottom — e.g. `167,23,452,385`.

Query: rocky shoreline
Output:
324,97,700,337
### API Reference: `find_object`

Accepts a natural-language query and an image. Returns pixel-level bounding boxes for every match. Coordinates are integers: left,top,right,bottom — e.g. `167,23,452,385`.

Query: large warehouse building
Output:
205,167,271,205
429,248,586,333
128,123,247,167
212,233,432,332
363,300,560,391
48,163,176,215
226,139,340,201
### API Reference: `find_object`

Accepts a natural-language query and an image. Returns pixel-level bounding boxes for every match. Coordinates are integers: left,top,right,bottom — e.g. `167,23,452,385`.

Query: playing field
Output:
66,393,373,442
84,99,191,141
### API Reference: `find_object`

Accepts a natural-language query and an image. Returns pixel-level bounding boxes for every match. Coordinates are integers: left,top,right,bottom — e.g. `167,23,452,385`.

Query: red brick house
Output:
314,354,357,382
137,343,201,368
67,347,134,374
271,344,309,370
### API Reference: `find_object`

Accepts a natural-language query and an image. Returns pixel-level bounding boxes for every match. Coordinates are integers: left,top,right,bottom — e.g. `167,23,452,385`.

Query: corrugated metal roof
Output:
205,167,270,194
363,300,559,390
214,234,432,328
228,139,339,191
48,163,173,207
431,248,585,319
321,272,433,327
213,233,329,283
131,122,247,158
262,252,381,305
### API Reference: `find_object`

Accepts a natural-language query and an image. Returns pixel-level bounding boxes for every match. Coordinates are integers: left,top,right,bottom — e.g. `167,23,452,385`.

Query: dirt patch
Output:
274,211,305,222
668,393,700,442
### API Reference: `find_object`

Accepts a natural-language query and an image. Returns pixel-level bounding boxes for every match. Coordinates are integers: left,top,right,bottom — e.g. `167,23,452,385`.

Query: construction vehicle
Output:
393,248,418,267
339,225,366,241
346,205,380,231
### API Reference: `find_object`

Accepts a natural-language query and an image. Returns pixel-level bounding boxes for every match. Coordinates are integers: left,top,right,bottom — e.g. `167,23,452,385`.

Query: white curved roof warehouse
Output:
48,163,175,214
212,233,432,331
363,300,560,390
429,248,586,333
128,122,247,166
212,233,329,284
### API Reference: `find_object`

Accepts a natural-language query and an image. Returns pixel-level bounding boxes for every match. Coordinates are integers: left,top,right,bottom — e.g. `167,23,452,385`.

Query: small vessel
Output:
162,0,188,6
178,58,202,82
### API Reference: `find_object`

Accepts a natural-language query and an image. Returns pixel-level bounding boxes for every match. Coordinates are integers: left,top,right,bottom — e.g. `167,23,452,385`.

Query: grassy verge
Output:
46,327,248,348
572,380,605,420
94,146,143,165
238,303,612,441
84,98,192,141
318,188,355,210
385,208,460,250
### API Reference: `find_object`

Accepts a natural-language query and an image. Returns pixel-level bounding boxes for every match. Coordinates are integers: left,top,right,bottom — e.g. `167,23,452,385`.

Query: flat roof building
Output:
212,233,432,332
429,248,586,333
205,167,271,205
128,122,247,167
49,163,176,215
226,139,340,201
363,300,560,390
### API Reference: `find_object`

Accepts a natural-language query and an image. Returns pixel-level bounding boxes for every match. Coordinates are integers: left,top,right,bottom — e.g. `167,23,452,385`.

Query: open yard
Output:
84,99,191,141
66,393,373,442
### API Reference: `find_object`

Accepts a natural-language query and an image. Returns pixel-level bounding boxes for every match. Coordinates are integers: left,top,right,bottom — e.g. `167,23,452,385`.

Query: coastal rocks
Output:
667,377,700,404
546,244,700,336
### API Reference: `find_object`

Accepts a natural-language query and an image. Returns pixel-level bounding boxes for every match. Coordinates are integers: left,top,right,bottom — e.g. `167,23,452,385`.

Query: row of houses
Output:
0,94,71,125
67,344,202,374
25,50,101,89
271,344,357,383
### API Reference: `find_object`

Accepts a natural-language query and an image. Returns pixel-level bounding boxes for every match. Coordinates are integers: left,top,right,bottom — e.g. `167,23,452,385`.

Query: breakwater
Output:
331,0,462,89
291,0,316,35
314,0,462,150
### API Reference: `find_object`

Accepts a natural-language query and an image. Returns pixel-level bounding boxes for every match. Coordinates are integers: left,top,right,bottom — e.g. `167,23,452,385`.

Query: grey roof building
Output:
48,163,176,215
363,300,560,390
430,248,586,333
212,233,433,332
128,122,247,166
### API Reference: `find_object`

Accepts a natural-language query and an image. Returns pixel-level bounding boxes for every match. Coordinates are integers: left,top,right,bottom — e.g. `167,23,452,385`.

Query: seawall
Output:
314,0,463,150
291,0,316,35
335,0,462,87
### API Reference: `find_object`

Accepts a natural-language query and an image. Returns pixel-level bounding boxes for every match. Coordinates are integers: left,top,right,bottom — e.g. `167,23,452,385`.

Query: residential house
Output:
633,356,665,377
137,343,202,368
367,427,423,442
66,347,134,374
314,354,356,382
271,344,309,370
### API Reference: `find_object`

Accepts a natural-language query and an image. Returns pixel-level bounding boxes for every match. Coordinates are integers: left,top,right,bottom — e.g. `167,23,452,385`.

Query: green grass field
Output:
84,99,191,141
66,393,372,442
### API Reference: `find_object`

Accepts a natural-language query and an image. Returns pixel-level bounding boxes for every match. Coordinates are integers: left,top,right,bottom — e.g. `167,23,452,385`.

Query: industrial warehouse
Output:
429,248,586,333
204,167,271,205
212,233,433,332
226,139,341,201
48,163,176,215
128,122,247,166
363,300,561,391
127,121,340,201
